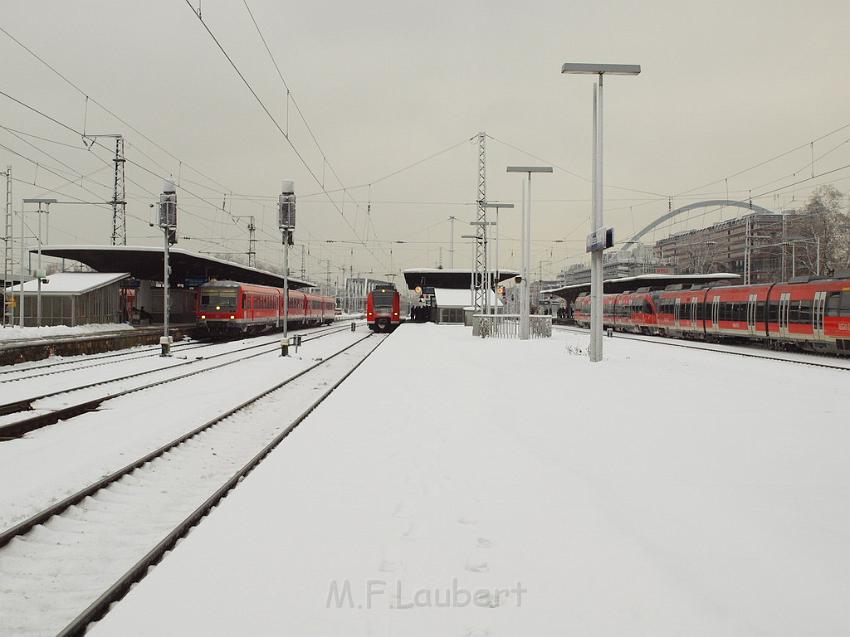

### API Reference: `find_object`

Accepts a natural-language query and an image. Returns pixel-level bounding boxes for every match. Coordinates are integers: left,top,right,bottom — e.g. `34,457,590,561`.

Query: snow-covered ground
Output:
0,332,382,636
0,328,361,531
0,323,134,342
92,323,850,636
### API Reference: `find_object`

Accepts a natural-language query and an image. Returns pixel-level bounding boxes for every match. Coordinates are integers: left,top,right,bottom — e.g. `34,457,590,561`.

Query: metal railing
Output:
472,313,552,339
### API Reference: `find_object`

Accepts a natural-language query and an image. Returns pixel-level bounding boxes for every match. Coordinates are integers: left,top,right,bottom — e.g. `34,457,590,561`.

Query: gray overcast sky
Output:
2,0,849,283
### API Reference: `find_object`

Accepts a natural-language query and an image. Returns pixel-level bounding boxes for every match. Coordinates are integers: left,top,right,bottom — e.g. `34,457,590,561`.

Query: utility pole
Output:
247,216,256,268
448,215,457,268
2,166,12,327
744,215,751,285
23,198,57,328
88,134,126,245
111,136,126,245
325,259,331,294
234,215,257,267
473,131,487,313
300,245,306,280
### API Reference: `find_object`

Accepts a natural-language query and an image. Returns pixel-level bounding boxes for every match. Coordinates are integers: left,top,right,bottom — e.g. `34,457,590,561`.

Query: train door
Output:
746,293,757,335
813,290,827,341
711,296,720,332
690,296,698,329
674,298,681,328
778,292,791,338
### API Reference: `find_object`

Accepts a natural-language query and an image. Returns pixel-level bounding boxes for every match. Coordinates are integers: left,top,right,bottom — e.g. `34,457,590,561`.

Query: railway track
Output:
0,322,347,382
0,324,349,439
554,325,850,371
0,331,386,637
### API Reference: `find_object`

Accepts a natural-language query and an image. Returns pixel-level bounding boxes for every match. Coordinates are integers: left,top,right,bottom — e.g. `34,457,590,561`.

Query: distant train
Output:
367,284,401,332
196,280,335,336
573,276,850,355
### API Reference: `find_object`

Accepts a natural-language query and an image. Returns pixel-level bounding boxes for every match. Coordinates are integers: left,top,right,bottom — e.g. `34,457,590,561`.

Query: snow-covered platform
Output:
93,324,850,636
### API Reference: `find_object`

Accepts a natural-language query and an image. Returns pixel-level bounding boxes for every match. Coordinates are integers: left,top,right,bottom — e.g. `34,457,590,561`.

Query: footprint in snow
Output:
457,516,477,526
464,560,489,573
476,537,492,549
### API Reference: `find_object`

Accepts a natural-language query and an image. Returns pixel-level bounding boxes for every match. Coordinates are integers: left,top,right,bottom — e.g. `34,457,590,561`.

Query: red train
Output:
573,276,850,354
196,280,335,336
367,284,401,332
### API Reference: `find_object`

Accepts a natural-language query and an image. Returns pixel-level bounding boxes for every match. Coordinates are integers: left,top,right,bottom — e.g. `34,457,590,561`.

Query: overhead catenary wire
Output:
183,1,389,273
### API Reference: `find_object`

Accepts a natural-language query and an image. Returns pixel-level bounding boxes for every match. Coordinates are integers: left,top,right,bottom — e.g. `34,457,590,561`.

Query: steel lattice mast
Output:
105,135,127,246
473,131,487,313
2,166,12,326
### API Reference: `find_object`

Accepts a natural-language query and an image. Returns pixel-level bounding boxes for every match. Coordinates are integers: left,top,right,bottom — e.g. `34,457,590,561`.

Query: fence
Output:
472,313,552,339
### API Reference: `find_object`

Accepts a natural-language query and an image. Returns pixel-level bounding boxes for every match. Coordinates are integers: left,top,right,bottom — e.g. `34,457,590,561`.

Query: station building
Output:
3,245,315,327
4,272,130,327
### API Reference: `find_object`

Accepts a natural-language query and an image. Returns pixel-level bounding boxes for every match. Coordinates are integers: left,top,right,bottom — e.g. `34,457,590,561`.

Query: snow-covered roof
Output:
432,287,501,308
4,272,130,295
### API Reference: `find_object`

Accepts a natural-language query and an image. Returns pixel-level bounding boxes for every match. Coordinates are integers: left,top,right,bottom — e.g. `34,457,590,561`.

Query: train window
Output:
798,300,812,323
768,301,778,323
841,291,850,317
756,302,765,323
827,293,840,316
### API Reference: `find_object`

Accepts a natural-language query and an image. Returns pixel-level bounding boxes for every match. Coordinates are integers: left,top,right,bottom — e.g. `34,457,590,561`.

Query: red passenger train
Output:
196,280,335,336
573,276,850,355
367,284,401,332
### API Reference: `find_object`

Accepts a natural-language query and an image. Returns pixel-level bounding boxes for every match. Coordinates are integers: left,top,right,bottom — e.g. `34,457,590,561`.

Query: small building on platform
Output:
4,272,130,327
430,288,502,324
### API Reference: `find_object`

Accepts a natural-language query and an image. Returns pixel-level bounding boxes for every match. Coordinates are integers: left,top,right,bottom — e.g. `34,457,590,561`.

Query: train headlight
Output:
230,315,235,319
216,305,221,310
201,314,206,320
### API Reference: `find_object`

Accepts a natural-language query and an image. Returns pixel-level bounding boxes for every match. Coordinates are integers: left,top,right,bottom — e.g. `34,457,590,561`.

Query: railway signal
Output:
279,180,296,355
158,178,177,356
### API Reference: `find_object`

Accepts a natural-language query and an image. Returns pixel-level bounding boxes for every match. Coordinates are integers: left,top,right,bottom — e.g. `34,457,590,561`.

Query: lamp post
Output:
22,198,57,327
562,62,641,362
158,180,177,356
507,167,552,339
484,202,514,312
279,180,296,355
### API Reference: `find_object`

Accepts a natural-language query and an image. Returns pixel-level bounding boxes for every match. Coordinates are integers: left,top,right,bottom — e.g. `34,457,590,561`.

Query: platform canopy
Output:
543,272,741,306
35,245,315,289
403,267,519,291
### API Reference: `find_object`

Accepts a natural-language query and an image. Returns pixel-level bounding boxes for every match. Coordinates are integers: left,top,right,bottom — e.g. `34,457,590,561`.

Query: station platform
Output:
92,324,849,636
0,324,195,366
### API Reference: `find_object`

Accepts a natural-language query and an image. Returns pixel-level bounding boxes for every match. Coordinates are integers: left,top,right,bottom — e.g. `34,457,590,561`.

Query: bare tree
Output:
790,185,849,276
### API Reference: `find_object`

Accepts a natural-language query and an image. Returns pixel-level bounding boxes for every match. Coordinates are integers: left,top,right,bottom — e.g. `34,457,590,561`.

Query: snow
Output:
3,272,129,294
0,328,361,531
0,331,380,636
91,323,850,636
0,323,134,342
433,287,500,308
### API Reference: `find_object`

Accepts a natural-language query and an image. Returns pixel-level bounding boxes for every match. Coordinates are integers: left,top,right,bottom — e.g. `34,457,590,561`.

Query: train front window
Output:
372,290,395,311
200,292,237,311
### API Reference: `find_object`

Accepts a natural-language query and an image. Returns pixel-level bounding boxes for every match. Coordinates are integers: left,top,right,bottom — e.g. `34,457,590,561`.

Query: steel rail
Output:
0,325,348,438
554,325,850,371
45,332,385,636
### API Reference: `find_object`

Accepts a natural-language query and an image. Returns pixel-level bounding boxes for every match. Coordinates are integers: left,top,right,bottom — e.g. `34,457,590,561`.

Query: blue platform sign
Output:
183,276,208,288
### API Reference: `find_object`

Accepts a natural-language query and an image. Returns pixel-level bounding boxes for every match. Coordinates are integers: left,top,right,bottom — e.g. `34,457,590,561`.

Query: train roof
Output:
545,272,740,305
